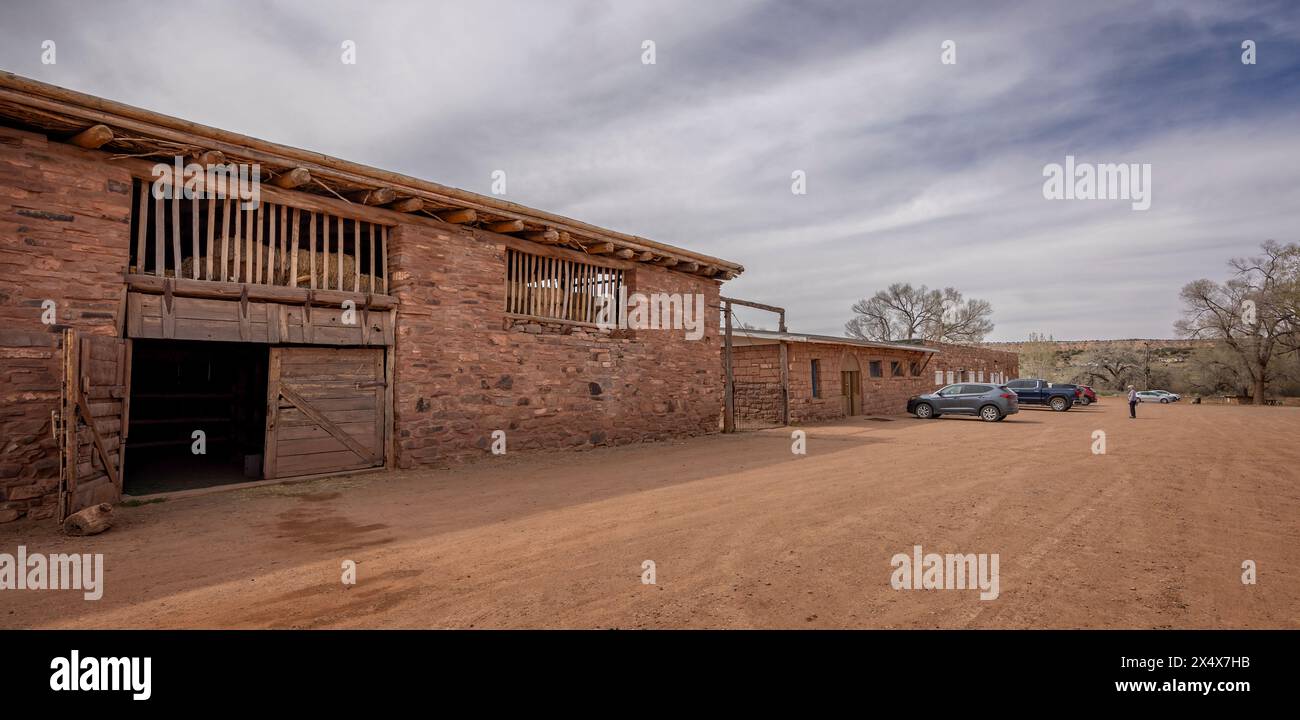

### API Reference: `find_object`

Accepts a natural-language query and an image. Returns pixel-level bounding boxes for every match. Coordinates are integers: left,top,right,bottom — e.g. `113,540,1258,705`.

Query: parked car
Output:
1136,390,1177,403
1150,390,1180,401
908,383,1019,422
1076,385,1098,405
1005,378,1078,411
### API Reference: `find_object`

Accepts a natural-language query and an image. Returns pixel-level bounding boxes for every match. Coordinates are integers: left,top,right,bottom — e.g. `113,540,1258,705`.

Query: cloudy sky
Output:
3,0,1298,339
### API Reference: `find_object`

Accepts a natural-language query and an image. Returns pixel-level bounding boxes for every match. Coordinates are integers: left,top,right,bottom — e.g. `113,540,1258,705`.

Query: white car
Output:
1136,390,1177,403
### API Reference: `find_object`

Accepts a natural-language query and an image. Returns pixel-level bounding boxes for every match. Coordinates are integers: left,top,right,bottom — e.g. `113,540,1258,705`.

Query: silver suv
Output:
907,384,1020,422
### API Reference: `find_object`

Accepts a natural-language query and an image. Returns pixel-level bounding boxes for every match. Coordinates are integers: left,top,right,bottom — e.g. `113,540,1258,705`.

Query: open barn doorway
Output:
124,340,269,495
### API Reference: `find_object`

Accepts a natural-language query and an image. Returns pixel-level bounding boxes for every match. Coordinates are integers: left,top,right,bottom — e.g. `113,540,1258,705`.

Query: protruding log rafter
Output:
435,208,476,224
194,150,226,166
68,124,113,149
346,187,396,205
521,229,560,244
271,167,311,189
386,197,423,213
485,219,526,233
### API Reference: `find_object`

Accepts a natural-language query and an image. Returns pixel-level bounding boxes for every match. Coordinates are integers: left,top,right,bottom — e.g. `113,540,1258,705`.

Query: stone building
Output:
729,330,1020,424
0,73,742,522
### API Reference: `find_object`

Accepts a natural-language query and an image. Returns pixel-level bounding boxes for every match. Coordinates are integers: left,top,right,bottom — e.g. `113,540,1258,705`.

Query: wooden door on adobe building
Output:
262,346,388,479
60,330,131,519
840,370,861,416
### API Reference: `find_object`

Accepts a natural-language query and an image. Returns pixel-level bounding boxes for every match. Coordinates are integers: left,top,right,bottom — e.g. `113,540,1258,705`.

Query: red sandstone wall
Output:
731,340,1020,423
0,123,728,520
0,121,1020,523
385,220,724,466
0,126,134,521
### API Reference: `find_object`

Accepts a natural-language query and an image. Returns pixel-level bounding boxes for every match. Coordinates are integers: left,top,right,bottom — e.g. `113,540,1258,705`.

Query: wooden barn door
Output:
263,347,387,479
60,330,131,520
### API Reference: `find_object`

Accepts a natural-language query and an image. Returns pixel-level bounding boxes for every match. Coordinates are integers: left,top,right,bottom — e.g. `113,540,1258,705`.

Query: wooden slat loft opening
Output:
127,179,388,294
505,248,624,325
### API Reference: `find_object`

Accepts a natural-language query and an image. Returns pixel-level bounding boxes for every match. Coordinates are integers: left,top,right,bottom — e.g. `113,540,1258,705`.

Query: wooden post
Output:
723,298,734,433
245,205,254,283
779,309,789,426
205,196,216,281
384,338,395,469
134,183,147,273
169,196,181,279
232,199,242,281
266,203,276,285
254,202,264,284
153,197,164,276
279,203,288,285
289,207,300,288
336,215,344,291
217,198,228,281
262,348,281,480
190,196,200,279
380,225,389,294
354,220,361,292
322,215,331,290
309,211,318,289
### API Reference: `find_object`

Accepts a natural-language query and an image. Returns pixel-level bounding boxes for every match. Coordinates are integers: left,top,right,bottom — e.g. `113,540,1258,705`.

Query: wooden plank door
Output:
840,370,860,416
263,346,386,479
60,330,130,520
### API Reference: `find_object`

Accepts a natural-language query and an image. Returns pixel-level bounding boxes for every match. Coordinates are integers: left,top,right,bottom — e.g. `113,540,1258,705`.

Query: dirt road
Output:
3,402,1297,628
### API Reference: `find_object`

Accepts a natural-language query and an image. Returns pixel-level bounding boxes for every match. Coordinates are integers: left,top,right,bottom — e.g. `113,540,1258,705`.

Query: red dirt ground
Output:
2,402,1297,628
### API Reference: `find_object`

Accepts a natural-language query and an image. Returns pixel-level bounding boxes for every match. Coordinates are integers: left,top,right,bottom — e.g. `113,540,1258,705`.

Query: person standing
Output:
1128,385,1137,419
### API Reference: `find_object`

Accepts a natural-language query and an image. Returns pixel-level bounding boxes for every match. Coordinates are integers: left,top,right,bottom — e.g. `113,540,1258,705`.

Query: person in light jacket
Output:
1128,385,1137,419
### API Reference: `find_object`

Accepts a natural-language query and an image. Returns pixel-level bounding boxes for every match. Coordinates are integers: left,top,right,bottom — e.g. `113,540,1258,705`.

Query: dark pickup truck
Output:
1005,379,1079,411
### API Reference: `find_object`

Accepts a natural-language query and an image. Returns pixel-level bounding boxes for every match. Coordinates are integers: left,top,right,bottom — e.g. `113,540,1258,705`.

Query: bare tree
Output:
1184,345,1251,397
1175,241,1298,404
1019,332,1060,379
845,283,993,343
1074,347,1139,391
928,287,995,343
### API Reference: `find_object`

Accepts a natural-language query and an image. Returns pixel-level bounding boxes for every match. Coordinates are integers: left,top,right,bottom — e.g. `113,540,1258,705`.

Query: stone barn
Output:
728,329,1019,424
0,73,743,523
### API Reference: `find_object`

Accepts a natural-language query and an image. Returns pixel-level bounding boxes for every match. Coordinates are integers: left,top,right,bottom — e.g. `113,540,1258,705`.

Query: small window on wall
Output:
910,361,921,377
946,370,955,384
869,360,883,378
978,371,985,382
934,370,944,385
811,359,822,398
891,361,904,377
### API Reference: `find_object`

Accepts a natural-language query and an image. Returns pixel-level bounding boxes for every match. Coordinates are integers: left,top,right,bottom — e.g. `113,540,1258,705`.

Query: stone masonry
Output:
0,126,133,522
0,122,728,522
731,339,1019,424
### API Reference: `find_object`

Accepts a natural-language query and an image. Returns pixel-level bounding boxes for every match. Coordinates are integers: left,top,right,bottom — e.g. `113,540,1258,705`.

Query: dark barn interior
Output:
125,340,268,495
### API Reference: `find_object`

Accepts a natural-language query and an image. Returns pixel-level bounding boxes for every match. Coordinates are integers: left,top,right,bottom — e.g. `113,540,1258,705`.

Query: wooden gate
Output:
60,330,131,520
263,346,388,479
